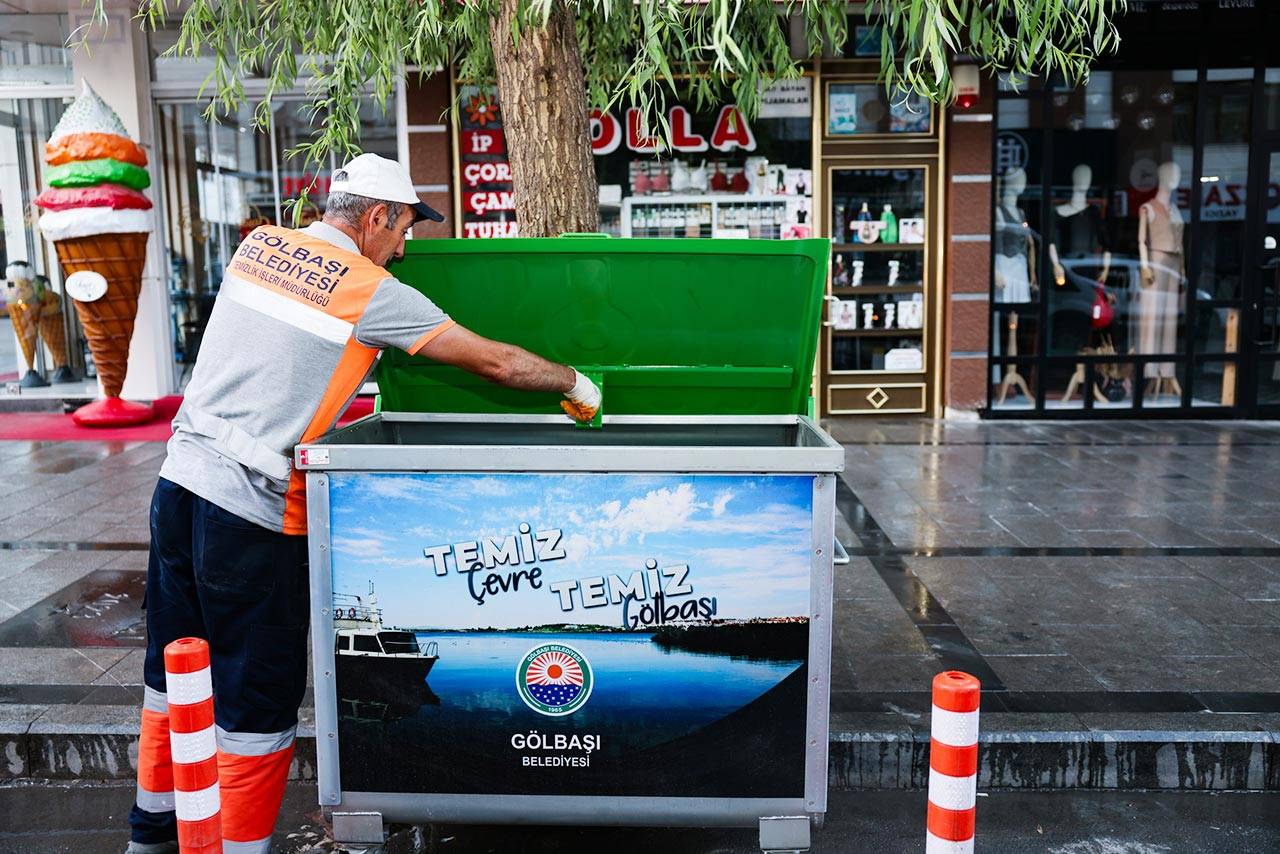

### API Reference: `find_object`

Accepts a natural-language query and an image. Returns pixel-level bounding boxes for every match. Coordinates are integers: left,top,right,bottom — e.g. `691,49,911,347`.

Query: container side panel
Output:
325,470,814,801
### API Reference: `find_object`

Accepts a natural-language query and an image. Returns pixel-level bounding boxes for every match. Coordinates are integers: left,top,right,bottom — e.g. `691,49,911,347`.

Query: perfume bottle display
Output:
880,203,898,243
833,255,849,286
850,259,865,288
852,202,872,243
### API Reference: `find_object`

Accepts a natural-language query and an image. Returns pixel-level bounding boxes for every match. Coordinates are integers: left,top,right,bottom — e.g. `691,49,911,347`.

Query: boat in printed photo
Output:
334,584,439,702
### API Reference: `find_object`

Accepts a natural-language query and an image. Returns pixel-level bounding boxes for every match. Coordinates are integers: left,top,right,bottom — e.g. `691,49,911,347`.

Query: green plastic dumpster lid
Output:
377,235,830,417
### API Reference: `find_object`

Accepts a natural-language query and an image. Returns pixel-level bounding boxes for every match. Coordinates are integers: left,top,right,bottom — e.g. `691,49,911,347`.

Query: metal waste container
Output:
298,236,844,849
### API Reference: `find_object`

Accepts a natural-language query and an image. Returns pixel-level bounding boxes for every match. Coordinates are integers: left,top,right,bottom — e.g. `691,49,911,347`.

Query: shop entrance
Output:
1244,145,1280,415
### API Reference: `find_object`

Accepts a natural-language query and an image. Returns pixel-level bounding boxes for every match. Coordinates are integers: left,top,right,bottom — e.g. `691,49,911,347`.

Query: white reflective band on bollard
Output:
927,671,981,854
930,704,980,747
169,725,217,765
165,668,213,706
926,767,977,811
926,831,975,853
174,781,221,823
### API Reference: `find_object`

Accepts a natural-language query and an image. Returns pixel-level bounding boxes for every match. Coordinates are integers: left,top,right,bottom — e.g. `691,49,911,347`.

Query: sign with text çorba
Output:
327,471,813,797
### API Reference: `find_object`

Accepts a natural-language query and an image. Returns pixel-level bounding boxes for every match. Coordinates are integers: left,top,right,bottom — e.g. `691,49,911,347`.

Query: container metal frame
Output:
301,412,842,830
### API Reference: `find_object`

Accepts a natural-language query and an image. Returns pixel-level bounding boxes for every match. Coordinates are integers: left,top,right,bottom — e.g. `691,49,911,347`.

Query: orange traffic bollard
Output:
926,670,980,853
164,637,222,854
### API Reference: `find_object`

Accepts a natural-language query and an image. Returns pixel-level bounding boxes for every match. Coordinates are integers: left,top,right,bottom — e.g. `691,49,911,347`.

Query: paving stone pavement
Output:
0,423,1277,792
2,783,1278,853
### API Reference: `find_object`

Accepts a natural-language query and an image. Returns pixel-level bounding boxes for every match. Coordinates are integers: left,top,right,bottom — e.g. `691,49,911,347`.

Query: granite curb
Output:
829,712,1280,791
3,706,1276,791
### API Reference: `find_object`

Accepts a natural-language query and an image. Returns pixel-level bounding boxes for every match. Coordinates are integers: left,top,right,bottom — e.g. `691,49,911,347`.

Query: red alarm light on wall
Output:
953,64,980,110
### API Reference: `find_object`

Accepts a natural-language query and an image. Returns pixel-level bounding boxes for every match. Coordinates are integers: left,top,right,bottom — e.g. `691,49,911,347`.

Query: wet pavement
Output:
0,781,1276,852
826,419,1280,705
0,424,1276,795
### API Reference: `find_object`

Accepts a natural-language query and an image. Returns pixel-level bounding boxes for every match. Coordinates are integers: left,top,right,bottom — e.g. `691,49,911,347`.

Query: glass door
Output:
821,161,937,415
1248,147,1280,413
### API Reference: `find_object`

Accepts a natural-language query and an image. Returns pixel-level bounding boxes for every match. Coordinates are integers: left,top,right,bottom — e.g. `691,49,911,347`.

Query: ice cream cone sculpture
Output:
8,298,41,380
4,262,50,387
34,82,154,425
37,288,71,380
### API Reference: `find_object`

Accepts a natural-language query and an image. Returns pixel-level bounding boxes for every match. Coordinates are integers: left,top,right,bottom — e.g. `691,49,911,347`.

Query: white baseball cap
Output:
329,153,445,223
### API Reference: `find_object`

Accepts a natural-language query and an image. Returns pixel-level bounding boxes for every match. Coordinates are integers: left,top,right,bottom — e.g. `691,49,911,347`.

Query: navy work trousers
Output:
129,478,310,847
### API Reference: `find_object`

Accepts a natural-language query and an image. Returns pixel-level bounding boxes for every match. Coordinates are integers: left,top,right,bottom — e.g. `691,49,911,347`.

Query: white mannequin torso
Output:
1056,191,1089,218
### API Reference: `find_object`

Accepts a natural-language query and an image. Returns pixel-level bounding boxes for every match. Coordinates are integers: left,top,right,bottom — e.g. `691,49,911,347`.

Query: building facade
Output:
1,1,1275,418
975,0,1280,418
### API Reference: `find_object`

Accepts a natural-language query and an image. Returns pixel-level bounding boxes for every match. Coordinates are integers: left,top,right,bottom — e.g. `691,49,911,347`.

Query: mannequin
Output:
1136,161,1185,399
993,168,1036,304
1049,164,1111,287
1050,164,1117,401
996,311,1032,405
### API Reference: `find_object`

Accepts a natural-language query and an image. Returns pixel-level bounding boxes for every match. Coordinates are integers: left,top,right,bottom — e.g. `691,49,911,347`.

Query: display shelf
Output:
823,160,937,399
627,227,714,239
832,242,925,253
832,284,924,295
626,193,798,205
622,193,810,239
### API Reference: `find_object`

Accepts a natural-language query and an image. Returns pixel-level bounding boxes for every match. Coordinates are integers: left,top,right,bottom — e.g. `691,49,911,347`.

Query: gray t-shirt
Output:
159,221,452,533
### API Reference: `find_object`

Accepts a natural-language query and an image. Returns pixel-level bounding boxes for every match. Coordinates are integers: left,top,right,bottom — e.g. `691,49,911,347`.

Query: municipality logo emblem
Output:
517,643,593,716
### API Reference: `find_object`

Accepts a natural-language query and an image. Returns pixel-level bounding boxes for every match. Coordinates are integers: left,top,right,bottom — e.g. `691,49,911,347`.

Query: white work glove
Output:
561,370,601,423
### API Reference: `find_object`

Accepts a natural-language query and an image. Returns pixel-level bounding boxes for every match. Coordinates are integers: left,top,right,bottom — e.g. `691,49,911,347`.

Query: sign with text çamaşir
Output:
327,471,814,798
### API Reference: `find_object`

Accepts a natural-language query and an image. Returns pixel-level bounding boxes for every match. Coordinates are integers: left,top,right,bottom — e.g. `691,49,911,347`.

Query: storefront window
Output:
607,84,813,240
828,167,927,373
991,68,1202,412
456,80,814,239
156,98,399,367
275,99,400,217
1198,70,1253,303
1,97,80,387
156,104,270,366
823,81,932,137
0,15,72,88
986,0,1280,417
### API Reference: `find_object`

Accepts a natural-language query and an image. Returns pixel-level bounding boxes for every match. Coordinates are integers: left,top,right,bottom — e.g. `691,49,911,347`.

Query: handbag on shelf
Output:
1097,375,1127,402
1091,283,1114,330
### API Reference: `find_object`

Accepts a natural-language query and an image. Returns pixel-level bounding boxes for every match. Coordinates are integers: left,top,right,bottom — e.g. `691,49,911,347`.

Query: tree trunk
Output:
489,0,598,237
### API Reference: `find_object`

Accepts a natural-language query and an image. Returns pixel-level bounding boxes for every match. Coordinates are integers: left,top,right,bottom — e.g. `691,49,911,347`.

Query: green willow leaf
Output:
100,0,1121,222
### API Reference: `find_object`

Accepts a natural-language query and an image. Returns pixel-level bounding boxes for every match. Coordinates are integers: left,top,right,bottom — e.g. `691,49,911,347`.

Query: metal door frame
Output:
1240,136,1280,417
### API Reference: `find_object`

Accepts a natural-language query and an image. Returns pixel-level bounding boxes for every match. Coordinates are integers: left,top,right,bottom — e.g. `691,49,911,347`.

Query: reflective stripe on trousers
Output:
217,725,297,852
136,685,175,813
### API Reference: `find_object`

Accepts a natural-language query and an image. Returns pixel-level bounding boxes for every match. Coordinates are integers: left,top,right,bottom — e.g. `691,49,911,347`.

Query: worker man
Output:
127,153,601,854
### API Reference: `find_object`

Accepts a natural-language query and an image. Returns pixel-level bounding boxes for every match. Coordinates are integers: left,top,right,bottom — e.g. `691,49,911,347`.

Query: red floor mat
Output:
0,395,376,442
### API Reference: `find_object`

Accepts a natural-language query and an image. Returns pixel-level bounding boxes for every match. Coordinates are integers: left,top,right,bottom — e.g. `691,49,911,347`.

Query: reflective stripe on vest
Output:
219,274,354,345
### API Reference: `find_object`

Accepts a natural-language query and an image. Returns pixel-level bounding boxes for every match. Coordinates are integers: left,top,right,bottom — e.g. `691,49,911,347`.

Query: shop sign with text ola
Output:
326,471,814,798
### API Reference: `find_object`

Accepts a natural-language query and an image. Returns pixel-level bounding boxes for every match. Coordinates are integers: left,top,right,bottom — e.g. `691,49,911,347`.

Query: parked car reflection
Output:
1053,254,1227,357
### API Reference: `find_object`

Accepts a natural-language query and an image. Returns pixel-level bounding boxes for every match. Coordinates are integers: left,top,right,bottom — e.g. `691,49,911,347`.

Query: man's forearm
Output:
499,344,576,393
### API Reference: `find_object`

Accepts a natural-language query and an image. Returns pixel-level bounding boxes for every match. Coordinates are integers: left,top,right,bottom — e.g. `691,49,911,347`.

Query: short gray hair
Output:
325,176,404,229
